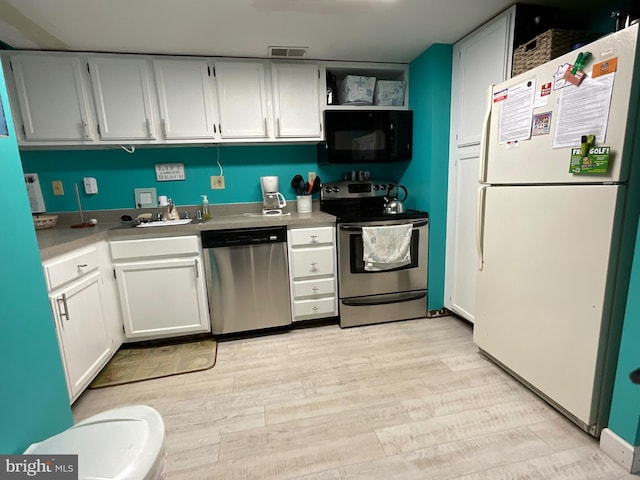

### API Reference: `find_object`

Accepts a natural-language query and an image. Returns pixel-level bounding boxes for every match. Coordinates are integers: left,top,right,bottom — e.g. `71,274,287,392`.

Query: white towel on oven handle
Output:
362,224,412,271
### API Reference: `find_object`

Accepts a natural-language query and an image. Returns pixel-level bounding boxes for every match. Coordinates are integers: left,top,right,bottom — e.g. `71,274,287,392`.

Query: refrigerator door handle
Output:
478,84,493,183
476,185,487,271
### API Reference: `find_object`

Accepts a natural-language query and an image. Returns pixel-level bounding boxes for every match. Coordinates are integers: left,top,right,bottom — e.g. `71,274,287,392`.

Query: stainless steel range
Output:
320,180,429,328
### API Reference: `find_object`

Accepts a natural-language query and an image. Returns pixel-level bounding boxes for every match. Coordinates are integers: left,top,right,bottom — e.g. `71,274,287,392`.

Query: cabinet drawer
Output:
290,247,334,279
292,278,335,299
44,246,99,291
293,297,336,319
110,235,199,260
289,226,334,247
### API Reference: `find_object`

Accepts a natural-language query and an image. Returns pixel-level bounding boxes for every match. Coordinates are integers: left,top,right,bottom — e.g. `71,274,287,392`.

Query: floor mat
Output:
89,338,217,388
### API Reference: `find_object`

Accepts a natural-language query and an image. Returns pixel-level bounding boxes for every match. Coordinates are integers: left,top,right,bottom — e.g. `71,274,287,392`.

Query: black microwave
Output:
318,110,413,164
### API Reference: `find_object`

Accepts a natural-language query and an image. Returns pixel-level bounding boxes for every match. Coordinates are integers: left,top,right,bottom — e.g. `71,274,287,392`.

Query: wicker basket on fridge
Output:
512,29,602,77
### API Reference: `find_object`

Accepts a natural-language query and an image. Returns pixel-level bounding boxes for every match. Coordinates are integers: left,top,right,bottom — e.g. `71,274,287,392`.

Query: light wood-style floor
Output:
72,316,636,479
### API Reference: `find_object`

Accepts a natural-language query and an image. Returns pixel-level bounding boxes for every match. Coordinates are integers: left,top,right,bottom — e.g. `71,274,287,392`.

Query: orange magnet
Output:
592,57,618,78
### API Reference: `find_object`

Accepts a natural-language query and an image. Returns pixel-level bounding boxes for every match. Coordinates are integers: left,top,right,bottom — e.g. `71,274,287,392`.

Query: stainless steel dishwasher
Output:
201,226,292,334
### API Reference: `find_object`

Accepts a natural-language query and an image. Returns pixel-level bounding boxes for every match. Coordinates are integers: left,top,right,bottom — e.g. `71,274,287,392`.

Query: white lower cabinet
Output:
288,226,338,322
110,235,211,341
43,244,118,403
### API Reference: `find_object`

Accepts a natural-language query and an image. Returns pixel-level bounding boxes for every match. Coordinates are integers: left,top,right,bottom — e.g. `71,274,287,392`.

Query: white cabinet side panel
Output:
449,150,480,321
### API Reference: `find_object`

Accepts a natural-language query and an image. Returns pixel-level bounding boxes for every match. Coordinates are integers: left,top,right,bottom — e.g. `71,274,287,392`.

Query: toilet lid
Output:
24,405,165,480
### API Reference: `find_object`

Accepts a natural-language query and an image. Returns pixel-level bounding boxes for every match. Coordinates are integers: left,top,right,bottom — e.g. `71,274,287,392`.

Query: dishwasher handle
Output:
201,226,287,248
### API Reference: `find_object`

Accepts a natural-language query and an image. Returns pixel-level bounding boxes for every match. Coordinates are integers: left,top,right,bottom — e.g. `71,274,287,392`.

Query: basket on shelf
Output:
512,29,602,77
33,214,58,230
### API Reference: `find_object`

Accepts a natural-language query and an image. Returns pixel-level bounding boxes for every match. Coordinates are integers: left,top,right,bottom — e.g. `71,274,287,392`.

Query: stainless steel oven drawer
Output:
339,290,427,328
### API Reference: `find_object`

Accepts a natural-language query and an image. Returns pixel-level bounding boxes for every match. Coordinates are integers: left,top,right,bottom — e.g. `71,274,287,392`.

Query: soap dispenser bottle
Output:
201,195,210,220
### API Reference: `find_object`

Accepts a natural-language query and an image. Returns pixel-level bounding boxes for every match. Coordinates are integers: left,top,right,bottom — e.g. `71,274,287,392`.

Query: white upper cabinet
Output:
8,54,94,141
153,58,217,140
2,51,409,146
88,56,157,141
454,9,514,146
213,60,269,139
271,63,322,139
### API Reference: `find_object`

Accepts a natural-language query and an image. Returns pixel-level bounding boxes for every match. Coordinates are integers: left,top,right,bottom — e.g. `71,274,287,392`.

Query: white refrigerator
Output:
473,24,640,436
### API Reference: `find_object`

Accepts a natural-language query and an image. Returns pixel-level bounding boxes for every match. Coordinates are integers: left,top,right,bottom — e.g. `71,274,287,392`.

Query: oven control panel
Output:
321,181,397,200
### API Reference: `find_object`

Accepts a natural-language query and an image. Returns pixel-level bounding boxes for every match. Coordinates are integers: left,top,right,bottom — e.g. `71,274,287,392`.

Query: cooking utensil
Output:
310,176,321,194
291,175,304,195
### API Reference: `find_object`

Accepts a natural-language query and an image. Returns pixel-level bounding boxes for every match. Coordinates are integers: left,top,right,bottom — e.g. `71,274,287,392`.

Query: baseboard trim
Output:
600,428,640,473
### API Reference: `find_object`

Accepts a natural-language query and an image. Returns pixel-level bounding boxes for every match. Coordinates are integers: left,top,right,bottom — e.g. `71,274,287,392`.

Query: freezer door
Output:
480,25,638,185
474,184,622,428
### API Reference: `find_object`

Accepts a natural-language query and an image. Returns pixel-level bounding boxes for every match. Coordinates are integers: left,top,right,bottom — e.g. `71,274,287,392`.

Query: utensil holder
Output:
297,195,312,213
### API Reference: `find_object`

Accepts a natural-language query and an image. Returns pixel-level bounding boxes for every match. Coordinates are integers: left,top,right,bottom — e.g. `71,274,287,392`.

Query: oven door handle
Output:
341,291,426,306
339,219,429,231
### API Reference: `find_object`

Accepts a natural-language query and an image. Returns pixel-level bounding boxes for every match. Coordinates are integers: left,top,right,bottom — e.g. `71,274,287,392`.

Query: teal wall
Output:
20,146,403,213
0,62,73,453
608,218,640,444
406,44,452,311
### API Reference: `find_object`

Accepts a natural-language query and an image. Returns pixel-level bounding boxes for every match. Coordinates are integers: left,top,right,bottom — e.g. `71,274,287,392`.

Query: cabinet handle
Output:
161,118,168,138
57,293,69,322
312,287,319,293
312,305,319,311
146,118,154,138
76,263,88,271
214,124,217,133
219,124,222,135
265,118,268,135
82,122,90,139
195,258,199,278
310,235,318,242
276,118,280,137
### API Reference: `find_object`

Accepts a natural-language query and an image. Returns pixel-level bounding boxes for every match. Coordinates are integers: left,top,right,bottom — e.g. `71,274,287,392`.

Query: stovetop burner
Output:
320,180,428,223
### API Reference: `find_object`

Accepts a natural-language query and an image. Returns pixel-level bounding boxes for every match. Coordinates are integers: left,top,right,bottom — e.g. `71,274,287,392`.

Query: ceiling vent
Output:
269,46,308,58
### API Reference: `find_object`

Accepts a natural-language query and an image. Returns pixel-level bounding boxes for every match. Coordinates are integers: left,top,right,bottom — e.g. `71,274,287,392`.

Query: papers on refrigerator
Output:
552,73,615,149
498,80,536,144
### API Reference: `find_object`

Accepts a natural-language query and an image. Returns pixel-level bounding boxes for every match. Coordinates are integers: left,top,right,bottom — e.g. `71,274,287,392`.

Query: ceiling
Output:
0,0,614,64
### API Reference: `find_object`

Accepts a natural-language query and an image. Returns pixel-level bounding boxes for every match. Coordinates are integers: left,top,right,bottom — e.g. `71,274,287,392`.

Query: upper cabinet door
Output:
454,9,514,147
271,63,321,139
213,61,269,139
153,58,217,140
88,56,157,141
9,54,94,141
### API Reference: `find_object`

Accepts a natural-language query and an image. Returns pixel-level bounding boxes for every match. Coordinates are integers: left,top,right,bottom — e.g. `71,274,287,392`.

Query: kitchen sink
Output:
136,219,193,227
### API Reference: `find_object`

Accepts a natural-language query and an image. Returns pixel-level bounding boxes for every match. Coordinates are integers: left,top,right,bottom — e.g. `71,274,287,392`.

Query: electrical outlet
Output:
52,180,64,196
308,171,316,184
210,175,225,189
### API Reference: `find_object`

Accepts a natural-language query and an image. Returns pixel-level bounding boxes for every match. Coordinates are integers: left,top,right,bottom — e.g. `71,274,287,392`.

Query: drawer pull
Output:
77,263,88,269
312,287,319,292
310,262,318,268
312,305,319,311
310,235,318,241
